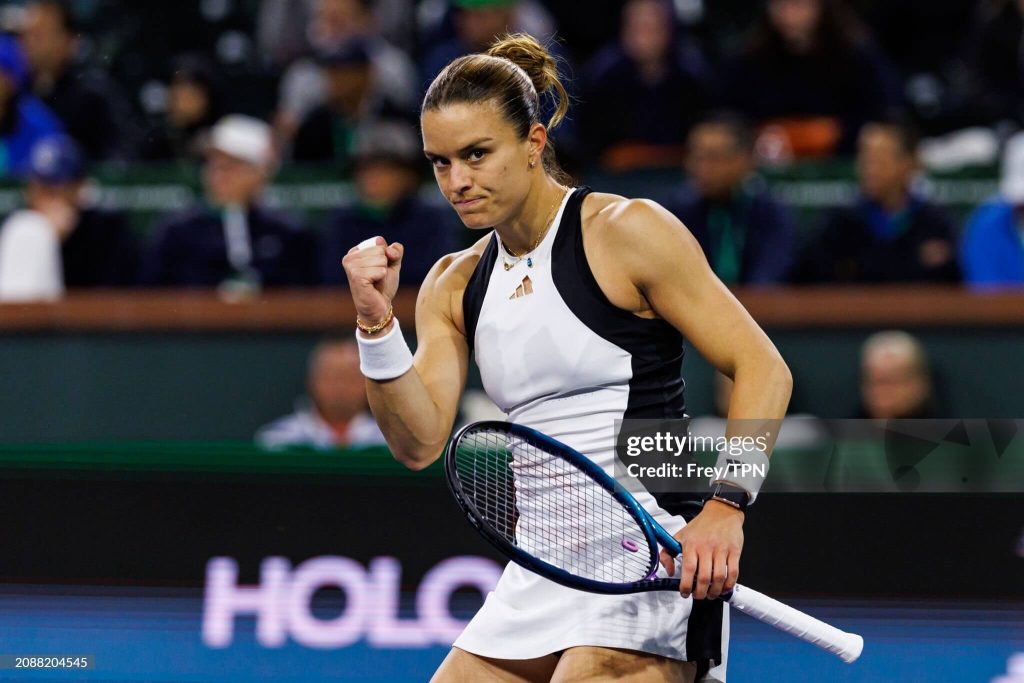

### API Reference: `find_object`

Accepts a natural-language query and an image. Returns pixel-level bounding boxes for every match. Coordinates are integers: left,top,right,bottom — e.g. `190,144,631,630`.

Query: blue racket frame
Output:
445,420,690,595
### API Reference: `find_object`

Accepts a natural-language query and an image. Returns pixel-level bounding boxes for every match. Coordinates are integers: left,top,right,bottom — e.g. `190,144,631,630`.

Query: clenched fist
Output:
341,236,404,328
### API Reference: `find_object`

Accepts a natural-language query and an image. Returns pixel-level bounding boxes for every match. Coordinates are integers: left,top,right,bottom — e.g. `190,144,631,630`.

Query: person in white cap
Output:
141,114,317,290
960,131,1024,287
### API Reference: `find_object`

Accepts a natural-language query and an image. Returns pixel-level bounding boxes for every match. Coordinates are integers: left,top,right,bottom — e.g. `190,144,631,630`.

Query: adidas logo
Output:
509,276,534,300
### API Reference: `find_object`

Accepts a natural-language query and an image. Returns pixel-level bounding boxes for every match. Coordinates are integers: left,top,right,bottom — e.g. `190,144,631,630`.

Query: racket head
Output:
445,420,679,594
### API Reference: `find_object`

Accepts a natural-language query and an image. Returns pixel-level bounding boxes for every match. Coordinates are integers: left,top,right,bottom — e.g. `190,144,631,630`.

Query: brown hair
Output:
422,33,572,184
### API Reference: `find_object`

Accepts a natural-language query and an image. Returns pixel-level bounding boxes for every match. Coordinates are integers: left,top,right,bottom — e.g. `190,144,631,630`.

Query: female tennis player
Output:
343,34,792,683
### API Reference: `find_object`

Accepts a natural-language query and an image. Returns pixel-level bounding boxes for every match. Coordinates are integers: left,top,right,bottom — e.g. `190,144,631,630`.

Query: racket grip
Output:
725,584,864,663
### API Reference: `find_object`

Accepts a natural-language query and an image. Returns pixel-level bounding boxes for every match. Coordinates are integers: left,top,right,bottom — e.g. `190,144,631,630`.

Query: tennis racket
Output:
445,420,864,663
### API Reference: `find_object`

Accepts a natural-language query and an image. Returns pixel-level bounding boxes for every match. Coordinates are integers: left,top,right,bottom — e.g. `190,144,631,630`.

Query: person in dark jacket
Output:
139,54,223,163
802,118,960,283
292,38,408,172
143,115,316,290
664,112,797,285
320,120,457,285
578,0,713,170
20,0,138,160
0,34,63,178
721,0,900,159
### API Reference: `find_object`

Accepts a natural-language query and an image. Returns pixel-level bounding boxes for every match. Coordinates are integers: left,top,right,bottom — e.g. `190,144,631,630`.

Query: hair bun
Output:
487,33,568,131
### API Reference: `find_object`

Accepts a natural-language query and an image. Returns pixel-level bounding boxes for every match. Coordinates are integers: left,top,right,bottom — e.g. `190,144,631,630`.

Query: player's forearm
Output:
725,355,793,457
366,371,451,470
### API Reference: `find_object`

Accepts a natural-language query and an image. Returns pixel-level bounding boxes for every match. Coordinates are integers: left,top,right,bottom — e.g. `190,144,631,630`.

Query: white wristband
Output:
712,445,770,504
356,316,413,380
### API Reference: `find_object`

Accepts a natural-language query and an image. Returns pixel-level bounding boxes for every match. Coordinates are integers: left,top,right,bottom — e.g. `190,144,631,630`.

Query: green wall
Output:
0,326,1020,442
683,329,1024,419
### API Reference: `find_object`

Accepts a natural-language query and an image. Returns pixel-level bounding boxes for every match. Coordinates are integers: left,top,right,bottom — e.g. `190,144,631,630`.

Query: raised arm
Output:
342,238,473,470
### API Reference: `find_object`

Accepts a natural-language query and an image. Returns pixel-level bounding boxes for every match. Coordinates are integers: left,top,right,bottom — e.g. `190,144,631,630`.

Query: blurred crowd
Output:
1,0,1024,296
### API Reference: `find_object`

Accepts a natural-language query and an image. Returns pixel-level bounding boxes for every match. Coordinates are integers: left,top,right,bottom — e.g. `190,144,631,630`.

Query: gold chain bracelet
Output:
356,303,394,334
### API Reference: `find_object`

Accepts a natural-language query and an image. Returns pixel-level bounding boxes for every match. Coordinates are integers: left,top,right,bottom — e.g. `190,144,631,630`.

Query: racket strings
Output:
453,428,655,584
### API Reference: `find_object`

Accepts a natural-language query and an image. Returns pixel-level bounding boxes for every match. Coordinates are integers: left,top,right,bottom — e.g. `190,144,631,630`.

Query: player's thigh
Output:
430,646,559,683
550,646,697,683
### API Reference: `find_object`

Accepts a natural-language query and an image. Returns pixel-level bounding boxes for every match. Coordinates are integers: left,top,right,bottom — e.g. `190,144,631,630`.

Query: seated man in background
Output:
320,120,457,285
664,112,796,285
142,115,317,291
959,131,1024,287
802,118,960,283
0,135,138,300
859,330,937,419
256,336,385,450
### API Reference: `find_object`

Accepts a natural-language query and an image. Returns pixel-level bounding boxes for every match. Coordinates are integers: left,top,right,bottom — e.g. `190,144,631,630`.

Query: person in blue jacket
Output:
0,34,63,177
960,133,1024,287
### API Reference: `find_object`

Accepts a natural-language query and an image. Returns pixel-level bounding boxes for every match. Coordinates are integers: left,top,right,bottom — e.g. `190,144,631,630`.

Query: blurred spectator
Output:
419,0,556,86
664,112,796,285
256,336,386,450
859,330,936,419
578,0,712,171
0,134,137,299
257,0,314,68
321,120,457,285
22,135,137,288
721,0,900,160
139,54,223,163
0,34,63,177
291,39,395,169
142,115,316,290
801,118,961,283
276,0,417,150
960,131,1024,286
20,0,138,161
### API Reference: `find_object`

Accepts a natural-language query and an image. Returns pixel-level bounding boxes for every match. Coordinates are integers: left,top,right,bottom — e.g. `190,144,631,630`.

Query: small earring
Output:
529,159,536,169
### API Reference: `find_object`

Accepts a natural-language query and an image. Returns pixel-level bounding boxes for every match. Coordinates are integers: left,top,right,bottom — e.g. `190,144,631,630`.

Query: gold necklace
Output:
502,186,567,270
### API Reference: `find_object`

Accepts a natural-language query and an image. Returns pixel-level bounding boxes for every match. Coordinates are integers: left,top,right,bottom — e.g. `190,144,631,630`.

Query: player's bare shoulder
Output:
417,233,492,336
581,191,688,260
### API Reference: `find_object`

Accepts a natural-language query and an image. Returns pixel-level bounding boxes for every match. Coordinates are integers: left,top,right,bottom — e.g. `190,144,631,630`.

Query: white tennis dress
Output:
454,188,728,679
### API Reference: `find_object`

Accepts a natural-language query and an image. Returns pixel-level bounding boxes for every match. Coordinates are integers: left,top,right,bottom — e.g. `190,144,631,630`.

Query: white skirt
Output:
454,560,693,661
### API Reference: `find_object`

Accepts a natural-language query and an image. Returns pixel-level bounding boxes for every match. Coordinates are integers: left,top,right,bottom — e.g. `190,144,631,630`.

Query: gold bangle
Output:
356,304,394,334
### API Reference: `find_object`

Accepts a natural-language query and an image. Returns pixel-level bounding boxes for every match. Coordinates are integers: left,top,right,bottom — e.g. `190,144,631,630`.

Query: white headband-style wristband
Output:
712,445,770,504
356,317,414,381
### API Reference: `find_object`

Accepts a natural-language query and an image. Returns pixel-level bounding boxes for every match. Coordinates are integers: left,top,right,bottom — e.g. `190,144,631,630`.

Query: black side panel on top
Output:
462,232,499,353
550,187,686,420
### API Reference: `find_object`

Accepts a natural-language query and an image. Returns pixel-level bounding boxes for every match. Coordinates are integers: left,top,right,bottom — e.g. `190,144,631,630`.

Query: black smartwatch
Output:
704,482,751,513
